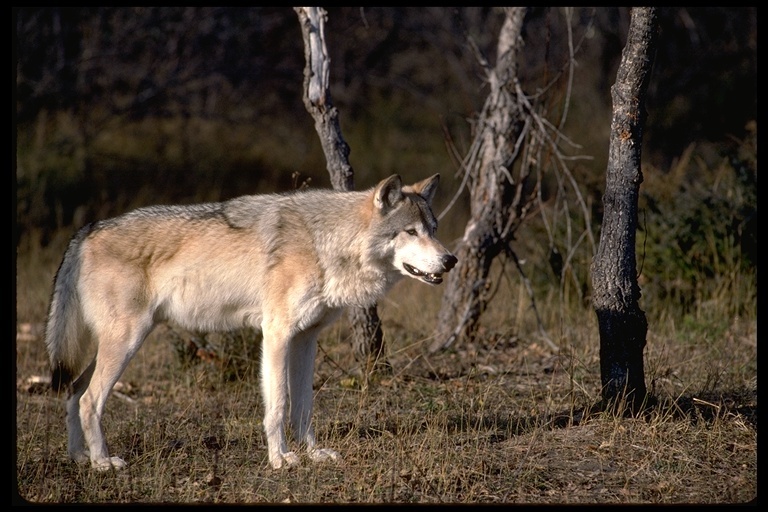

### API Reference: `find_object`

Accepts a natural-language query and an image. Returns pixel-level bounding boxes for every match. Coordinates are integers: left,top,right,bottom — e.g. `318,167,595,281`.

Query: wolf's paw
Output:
91,456,128,471
271,450,301,469
309,448,341,463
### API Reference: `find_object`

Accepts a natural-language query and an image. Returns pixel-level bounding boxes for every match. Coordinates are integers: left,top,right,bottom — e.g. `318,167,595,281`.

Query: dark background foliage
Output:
14,7,757,286
16,8,756,157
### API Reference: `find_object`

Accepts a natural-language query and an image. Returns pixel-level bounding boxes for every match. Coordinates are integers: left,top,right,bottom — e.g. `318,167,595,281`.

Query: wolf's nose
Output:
442,254,458,271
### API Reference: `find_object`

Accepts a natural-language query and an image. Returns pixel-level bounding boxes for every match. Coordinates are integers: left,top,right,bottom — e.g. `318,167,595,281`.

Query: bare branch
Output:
294,6,385,370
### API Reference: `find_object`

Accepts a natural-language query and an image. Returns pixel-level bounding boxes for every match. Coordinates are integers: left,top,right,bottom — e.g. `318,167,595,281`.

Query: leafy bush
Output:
637,124,756,318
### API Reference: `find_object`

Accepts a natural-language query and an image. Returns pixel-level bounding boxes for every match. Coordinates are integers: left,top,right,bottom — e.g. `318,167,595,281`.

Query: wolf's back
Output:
45,226,95,392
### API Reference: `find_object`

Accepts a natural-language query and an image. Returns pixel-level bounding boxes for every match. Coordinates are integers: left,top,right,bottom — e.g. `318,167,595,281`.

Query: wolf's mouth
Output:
403,263,444,284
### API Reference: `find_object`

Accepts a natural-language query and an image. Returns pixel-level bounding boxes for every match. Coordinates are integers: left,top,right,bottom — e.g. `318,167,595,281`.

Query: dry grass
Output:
14,237,756,504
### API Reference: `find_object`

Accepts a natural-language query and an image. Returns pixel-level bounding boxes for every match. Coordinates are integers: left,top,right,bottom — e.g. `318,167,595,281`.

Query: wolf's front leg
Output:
288,330,341,464
261,330,300,469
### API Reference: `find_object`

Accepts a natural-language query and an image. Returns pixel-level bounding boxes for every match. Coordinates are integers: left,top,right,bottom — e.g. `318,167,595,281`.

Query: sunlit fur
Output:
45,174,457,470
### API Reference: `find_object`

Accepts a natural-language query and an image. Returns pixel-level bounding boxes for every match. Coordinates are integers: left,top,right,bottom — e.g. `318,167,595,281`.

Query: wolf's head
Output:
373,174,458,285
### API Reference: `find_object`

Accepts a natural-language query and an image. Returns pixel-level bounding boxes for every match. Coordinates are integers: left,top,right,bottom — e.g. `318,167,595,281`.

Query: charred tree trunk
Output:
430,7,534,353
591,7,659,412
295,7,386,371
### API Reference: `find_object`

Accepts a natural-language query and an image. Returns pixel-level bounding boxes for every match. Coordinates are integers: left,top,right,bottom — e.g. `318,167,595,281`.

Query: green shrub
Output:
638,127,756,319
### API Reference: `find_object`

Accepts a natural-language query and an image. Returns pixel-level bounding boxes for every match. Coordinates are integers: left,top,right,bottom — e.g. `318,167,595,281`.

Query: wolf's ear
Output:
374,174,404,213
408,173,440,205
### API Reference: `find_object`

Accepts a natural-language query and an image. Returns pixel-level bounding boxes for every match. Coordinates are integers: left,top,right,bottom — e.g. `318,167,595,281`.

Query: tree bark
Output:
430,7,533,353
295,7,386,371
591,7,659,412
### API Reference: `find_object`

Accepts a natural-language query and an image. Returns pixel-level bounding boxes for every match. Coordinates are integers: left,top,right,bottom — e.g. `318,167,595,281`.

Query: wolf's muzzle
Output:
403,253,458,285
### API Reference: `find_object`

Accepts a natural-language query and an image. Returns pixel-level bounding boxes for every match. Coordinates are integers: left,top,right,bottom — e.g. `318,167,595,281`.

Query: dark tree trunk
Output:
591,7,659,412
430,7,534,353
295,7,386,370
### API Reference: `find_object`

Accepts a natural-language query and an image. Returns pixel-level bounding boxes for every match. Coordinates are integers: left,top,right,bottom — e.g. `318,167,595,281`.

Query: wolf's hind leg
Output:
80,316,152,471
66,358,95,464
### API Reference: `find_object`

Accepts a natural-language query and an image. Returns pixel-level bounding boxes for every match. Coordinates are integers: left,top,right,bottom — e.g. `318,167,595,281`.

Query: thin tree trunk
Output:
295,7,387,371
591,7,659,412
430,7,531,353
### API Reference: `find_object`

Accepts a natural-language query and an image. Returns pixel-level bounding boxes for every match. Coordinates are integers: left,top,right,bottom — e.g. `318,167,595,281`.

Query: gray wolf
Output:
44,173,457,470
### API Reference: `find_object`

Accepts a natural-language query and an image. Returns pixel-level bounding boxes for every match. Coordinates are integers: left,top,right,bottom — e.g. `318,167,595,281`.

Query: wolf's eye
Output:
405,229,417,236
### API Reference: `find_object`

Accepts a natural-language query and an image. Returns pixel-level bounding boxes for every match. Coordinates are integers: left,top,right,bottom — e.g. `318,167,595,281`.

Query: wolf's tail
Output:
45,227,94,393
